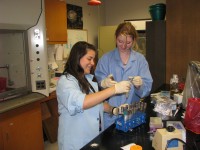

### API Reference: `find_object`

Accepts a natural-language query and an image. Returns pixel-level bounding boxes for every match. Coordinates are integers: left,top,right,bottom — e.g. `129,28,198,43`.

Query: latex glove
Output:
114,81,131,94
112,104,129,115
101,74,117,88
132,76,143,88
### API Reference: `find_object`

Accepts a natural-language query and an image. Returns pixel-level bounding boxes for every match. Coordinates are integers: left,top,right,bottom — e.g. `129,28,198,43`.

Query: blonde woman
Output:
95,22,153,129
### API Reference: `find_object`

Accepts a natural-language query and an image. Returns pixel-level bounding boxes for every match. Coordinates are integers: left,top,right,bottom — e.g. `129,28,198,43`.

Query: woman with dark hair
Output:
56,41,131,150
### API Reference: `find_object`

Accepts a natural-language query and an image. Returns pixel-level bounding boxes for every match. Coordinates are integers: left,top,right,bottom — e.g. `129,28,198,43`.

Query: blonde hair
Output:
115,22,139,50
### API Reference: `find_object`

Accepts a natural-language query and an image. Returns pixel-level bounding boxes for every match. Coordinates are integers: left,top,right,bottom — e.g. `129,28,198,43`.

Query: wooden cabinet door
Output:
166,0,200,81
0,102,44,150
0,126,4,150
45,0,67,44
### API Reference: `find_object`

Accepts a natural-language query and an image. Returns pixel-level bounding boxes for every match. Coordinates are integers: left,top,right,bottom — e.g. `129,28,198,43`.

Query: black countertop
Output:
81,85,200,150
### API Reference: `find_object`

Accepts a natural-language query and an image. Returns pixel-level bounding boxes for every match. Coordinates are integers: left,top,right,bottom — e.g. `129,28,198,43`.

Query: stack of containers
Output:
149,3,166,21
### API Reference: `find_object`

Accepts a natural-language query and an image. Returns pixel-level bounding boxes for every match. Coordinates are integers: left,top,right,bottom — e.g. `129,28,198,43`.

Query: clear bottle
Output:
170,74,179,99
48,64,55,86
125,76,134,99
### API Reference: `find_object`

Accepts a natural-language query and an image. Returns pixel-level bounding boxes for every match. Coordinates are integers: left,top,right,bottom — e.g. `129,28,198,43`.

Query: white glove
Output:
101,74,117,88
112,104,129,115
132,76,143,88
114,81,131,94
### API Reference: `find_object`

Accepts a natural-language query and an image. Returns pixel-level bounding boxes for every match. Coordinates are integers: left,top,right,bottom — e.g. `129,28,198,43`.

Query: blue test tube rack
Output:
115,111,146,132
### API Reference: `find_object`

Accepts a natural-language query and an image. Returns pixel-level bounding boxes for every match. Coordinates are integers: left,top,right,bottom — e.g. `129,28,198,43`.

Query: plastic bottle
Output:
48,64,55,86
170,74,179,99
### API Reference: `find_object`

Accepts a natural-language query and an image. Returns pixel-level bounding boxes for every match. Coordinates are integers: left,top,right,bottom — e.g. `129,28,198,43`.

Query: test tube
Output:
144,103,147,111
123,106,129,122
140,102,144,112
125,76,134,99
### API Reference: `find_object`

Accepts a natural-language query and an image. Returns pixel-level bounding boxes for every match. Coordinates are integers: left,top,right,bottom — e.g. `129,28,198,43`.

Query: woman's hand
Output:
132,76,143,88
101,74,117,88
114,81,131,94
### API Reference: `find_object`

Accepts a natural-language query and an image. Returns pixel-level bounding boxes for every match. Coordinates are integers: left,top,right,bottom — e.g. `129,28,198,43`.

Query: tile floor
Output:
44,141,58,150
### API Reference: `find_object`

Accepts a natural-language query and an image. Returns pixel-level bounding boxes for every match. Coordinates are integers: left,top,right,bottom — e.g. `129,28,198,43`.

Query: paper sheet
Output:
47,45,58,69
47,45,56,62
63,44,70,59
55,44,64,60
51,62,58,70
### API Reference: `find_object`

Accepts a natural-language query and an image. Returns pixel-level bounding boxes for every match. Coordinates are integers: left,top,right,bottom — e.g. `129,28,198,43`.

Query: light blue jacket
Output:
95,48,153,129
56,74,104,150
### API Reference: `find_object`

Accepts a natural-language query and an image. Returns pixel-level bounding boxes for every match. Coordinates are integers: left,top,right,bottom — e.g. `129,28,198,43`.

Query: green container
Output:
149,3,166,21
150,3,166,9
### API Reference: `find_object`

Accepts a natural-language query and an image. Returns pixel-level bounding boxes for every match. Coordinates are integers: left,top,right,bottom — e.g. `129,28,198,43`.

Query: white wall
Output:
104,0,166,25
66,0,106,47
0,0,166,46
66,0,166,46
0,0,41,30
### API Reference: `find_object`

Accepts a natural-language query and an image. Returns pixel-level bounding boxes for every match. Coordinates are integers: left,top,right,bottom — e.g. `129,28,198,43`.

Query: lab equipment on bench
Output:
115,101,147,132
152,127,183,150
151,94,177,120
166,121,186,142
149,117,163,132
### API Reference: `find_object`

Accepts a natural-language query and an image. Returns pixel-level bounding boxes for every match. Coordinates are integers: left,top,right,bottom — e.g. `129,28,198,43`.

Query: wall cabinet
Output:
45,0,67,44
0,102,44,150
146,21,166,92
